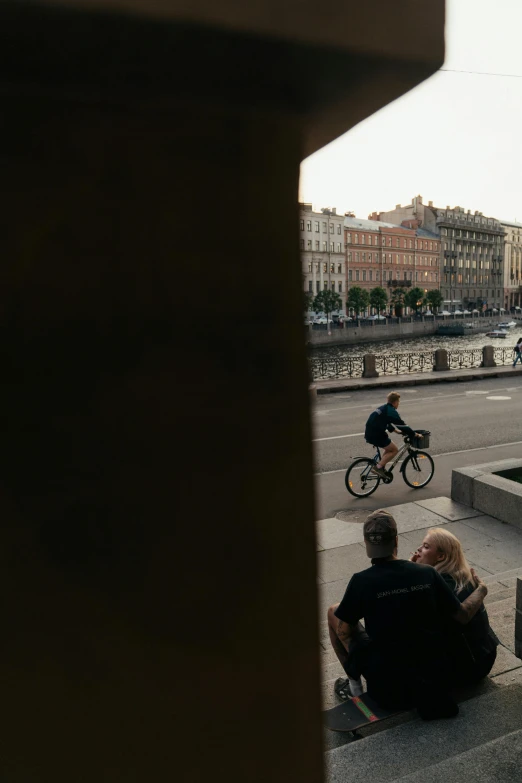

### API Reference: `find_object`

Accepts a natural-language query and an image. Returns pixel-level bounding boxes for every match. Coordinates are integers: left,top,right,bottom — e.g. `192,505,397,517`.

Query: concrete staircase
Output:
321,575,522,781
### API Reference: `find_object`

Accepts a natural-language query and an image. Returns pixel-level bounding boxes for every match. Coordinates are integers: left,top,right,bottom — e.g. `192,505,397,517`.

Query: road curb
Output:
314,366,522,394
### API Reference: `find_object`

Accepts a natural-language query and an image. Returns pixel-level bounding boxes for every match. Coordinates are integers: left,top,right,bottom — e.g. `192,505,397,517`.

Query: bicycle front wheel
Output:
345,458,381,498
402,451,434,489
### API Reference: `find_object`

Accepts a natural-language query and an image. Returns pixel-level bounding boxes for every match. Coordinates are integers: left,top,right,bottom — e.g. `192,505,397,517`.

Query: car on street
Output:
365,314,386,320
313,316,332,325
440,310,452,315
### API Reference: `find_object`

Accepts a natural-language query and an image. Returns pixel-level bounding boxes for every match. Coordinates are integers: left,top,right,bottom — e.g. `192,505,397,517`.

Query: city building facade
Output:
299,204,346,310
343,215,440,313
372,196,505,312
501,220,522,310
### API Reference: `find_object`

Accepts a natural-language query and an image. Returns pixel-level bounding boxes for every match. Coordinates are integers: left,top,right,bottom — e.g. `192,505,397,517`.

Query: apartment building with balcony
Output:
343,215,440,310
299,203,346,310
501,220,522,310
373,195,505,311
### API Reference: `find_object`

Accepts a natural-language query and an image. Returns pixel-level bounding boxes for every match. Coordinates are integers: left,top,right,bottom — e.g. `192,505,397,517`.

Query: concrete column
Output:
434,348,450,371
482,345,497,367
515,577,522,658
0,1,444,781
363,354,379,378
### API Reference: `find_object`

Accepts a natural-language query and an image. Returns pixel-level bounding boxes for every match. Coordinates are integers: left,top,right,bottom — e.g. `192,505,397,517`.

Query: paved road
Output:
313,375,522,519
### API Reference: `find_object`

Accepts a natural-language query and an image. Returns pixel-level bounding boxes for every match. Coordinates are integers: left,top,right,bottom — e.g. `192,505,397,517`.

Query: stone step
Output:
393,729,522,783
325,683,522,783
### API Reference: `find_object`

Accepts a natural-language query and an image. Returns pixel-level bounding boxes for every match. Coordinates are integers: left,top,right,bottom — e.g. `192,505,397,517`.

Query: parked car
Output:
313,316,328,325
366,314,386,321
440,310,452,315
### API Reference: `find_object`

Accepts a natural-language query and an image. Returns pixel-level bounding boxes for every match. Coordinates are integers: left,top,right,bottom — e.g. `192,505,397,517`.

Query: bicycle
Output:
345,430,434,498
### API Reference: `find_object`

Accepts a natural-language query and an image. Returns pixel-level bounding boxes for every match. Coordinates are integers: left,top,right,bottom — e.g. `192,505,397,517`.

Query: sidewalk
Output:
313,364,522,394
317,495,522,710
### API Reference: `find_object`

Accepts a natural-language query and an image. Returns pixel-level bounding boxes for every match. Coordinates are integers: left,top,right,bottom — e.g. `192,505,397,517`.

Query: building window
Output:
331,281,335,291
329,223,334,233
324,281,328,290
300,219,304,230
323,242,327,251
330,242,334,252
308,263,312,273
316,280,320,292
403,239,407,248
315,263,319,273
368,253,372,263
337,263,342,274
330,263,335,273
354,234,359,243
369,270,373,282
382,235,386,245
361,235,365,245
338,281,342,292
383,271,387,281
388,237,392,246
349,270,353,281
376,271,380,281
346,233,351,243
337,224,341,234
307,220,312,231
396,254,399,264
336,243,342,252
362,253,366,262
348,252,352,262
355,253,360,263
308,280,313,292
315,241,319,250
315,221,319,232
396,238,400,248
356,270,360,281
300,239,304,249
362,270,366,281
323,263,327,273
307,240,312,249
322,222,327,233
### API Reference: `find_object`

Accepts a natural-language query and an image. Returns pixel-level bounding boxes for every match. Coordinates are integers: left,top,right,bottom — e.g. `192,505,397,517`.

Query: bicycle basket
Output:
411,430,430,449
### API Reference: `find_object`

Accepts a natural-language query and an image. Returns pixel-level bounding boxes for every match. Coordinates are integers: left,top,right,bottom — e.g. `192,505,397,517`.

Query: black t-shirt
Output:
440,574,499,667
335,559,461,665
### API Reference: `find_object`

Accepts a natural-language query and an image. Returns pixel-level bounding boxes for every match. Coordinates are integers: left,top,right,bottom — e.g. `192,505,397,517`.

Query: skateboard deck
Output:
323,695,400,733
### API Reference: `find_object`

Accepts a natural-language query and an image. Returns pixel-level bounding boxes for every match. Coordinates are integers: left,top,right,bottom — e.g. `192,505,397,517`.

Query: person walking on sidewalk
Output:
513,337,522,367
364,392,419,479
326,510,489,720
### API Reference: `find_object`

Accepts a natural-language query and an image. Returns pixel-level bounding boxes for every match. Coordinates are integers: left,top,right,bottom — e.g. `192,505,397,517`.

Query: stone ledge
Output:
452,459,522,529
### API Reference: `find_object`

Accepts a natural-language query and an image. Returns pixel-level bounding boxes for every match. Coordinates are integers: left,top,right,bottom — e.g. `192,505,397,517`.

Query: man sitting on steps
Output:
364,391,418,479
326,510,489,720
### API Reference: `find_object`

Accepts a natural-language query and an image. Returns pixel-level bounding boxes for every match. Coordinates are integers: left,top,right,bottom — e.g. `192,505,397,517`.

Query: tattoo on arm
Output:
454,584,487,624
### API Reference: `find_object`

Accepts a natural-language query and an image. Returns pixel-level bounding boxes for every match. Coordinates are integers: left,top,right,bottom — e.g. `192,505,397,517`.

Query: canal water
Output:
311,324,522,359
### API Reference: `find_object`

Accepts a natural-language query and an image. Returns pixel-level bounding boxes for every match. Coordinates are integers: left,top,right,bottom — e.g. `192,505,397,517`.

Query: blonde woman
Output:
412,528,499,684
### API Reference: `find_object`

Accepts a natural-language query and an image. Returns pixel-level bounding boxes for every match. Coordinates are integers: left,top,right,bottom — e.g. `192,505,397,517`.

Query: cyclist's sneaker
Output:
371,466,388,479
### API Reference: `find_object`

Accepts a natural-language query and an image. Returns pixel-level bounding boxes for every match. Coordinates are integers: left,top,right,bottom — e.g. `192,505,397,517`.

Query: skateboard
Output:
323,695,400,736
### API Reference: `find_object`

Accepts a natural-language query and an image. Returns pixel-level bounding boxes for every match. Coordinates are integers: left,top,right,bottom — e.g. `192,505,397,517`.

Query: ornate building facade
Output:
373,196,505,311
299,204,346,310
501,220,522,311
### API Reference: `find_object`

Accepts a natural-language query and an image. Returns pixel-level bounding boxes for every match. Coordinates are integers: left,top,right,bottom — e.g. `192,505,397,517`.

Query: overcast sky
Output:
299,0,522,223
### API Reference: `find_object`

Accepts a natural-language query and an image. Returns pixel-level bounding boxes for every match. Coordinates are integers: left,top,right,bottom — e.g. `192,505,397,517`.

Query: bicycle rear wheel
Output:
345,458,381,497
402,451,434,488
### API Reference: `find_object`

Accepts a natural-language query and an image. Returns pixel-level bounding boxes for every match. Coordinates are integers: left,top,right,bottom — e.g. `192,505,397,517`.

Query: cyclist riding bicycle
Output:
364,392,420,479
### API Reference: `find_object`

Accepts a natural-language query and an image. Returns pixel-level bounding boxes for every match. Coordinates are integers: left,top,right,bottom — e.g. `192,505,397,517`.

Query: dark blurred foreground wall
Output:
0,1,444,780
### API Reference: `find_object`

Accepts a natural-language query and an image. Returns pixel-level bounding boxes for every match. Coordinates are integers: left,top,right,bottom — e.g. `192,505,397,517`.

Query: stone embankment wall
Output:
307,318,502,348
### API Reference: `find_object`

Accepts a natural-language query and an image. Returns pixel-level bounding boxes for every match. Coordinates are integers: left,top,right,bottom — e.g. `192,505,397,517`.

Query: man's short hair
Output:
363,510,398,558
387,392,401,404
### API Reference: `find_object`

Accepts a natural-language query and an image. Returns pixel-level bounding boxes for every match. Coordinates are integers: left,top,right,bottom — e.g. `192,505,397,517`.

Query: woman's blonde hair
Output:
425,527,477,592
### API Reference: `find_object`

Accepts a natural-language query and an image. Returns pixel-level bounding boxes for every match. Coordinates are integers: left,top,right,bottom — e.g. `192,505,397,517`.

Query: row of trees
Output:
305,287,445,320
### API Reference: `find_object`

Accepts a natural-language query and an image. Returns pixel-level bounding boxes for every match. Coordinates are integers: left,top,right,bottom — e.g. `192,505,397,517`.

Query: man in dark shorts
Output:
326,510,489,719
364,391,415,479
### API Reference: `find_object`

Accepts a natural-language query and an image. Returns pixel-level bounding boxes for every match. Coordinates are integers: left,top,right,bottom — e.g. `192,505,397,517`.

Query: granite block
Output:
415,496,483,522
326,685,522,783
460,515,522,542
474,474,522,531
465,538,522,573
451,466,483,507
316,517,365,550
317,542,370,584
381,502,449,534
